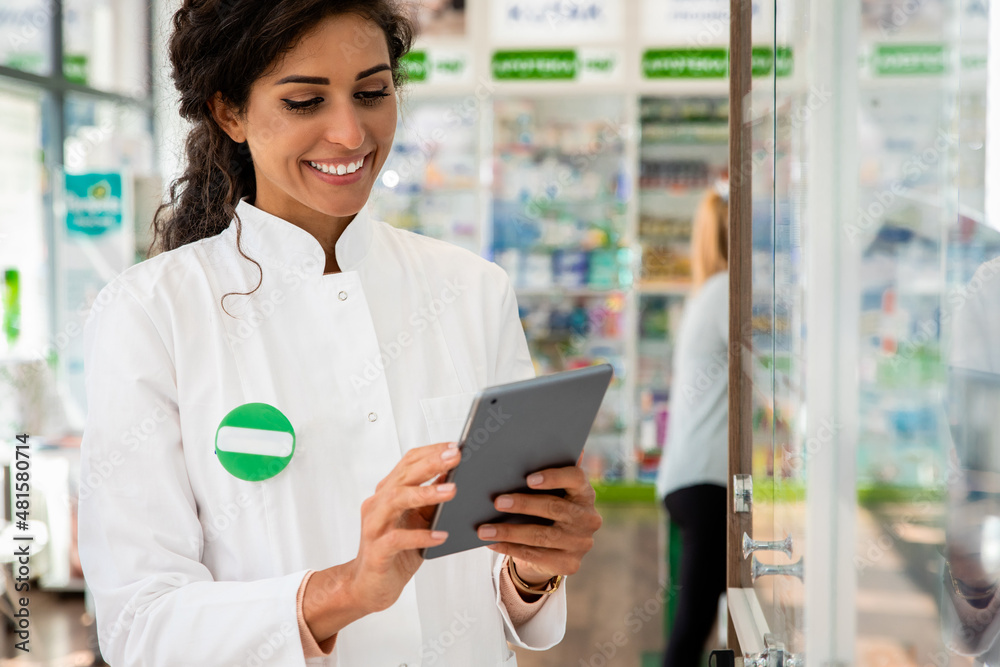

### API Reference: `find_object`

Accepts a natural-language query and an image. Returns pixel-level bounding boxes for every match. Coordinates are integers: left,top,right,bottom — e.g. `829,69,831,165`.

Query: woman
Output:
76,2,601,665
655,183,730,667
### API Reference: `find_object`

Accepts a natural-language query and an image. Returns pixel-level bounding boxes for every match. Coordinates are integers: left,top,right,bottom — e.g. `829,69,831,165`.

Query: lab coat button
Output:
368,412,378,422
338,290,348,301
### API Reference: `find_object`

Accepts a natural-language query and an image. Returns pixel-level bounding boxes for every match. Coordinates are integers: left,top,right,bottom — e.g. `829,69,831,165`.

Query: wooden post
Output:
727,0,754,654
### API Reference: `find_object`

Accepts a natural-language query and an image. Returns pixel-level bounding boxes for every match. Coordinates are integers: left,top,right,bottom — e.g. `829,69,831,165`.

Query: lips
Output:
305,154,366,176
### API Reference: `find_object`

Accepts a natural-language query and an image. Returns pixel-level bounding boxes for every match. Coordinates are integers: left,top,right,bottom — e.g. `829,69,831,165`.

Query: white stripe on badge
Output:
216,426,294,457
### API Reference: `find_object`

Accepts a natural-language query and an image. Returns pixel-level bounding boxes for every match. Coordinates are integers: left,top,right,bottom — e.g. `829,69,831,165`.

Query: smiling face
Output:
210,12,397,229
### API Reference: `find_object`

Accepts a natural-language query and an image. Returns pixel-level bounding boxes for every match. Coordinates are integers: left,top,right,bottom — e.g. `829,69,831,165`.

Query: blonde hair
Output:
690,188,729,289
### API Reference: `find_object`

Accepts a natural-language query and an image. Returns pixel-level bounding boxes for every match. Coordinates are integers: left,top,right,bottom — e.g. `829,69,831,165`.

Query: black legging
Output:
662,484,728,667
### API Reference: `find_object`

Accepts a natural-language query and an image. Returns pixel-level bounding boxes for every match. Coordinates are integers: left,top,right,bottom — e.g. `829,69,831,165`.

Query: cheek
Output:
247,108,291,150
247,115,314,169
374,104,397,144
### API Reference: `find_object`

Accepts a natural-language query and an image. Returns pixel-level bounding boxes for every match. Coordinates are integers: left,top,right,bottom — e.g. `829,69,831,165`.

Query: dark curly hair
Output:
149,0,414,312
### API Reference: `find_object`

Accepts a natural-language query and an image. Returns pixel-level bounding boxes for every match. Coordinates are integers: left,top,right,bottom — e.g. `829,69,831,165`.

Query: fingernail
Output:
496,495,513,509
527,473,544,486
437,483,455,493
432,531,448,540
448,441,459,448
479,525,497,538
442,448,460,460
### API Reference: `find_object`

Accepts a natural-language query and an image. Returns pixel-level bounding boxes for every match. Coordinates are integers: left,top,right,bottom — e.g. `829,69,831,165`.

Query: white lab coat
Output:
77,197,567,667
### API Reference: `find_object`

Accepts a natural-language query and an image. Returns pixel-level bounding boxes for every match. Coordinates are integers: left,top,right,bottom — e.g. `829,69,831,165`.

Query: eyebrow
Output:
274,64,391,86
274,75,329,86
355,64,391,80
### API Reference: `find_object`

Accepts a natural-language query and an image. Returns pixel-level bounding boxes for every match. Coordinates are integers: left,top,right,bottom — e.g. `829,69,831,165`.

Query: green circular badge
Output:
214,403,295,481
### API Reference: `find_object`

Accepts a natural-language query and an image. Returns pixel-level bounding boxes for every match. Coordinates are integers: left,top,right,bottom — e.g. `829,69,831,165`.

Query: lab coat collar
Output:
232,196,375,276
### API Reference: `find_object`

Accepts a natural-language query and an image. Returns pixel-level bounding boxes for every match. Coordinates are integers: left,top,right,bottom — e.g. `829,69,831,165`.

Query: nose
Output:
322,97,365,151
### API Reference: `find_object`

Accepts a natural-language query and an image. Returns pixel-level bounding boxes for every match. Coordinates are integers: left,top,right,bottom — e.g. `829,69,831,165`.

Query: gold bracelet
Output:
507,557,563,596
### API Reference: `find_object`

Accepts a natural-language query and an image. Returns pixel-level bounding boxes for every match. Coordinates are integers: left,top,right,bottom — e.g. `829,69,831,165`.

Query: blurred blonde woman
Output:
655,182,730,667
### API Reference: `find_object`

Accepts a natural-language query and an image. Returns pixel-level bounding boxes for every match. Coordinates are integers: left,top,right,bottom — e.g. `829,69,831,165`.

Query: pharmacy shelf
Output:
385,4,735,484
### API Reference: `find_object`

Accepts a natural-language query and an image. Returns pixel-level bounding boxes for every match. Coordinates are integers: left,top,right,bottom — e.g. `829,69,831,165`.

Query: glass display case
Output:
732,0,997,665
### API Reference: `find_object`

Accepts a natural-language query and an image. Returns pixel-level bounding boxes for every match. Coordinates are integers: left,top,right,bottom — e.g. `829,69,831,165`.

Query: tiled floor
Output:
513,503,669,667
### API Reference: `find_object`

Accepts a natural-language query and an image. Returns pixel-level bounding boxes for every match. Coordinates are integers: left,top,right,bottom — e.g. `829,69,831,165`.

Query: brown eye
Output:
355,87,390,107
282,97,323,113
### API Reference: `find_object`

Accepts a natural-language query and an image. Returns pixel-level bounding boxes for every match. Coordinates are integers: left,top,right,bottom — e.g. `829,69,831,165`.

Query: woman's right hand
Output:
301,441,461,643
349,440,461,613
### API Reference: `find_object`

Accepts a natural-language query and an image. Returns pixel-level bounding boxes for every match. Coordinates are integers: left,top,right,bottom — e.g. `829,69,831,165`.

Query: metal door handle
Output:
751,556,804,583
743,532,793,560
744,634,805,666
744,649,804,667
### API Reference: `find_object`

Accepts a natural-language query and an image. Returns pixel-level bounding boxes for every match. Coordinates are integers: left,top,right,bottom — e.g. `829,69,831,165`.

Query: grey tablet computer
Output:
421,363,614,560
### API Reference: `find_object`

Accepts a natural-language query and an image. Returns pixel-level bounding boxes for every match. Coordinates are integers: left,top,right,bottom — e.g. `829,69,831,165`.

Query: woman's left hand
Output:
478,464,602,584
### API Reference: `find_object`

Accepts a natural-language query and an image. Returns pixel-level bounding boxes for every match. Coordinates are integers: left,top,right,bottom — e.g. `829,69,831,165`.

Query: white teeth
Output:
308,157,365,176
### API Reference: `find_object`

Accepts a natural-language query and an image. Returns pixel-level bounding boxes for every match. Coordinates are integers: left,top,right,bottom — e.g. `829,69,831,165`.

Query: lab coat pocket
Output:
420,391,477,445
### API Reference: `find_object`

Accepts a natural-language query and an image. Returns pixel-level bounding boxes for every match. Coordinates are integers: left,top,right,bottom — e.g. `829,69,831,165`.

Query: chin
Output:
309,190,371,219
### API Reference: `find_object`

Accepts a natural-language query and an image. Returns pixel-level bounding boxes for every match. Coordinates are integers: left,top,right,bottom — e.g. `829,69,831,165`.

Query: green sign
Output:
63,54,88,85
435,55,466,76
65,173,123,236
492,50,578,80
582,55,615,73
642,48,728,78
401,51,428,83
215,403,296,482
751,46,794,77
872,44,947,76
642,47,793,79
775,46,794,77
402,50,471,83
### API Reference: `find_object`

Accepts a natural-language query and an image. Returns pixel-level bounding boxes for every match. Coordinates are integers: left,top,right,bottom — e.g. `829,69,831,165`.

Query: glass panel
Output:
765,0,808,656
940,1,997,666
748,27,784,652
59,95,156,420
756,0,992,664
0,81,46,362
369,96,480,254
852,0,972,664
64,94,154,176
63,0,148,95
0,0,54,75
491,95,629,482
748,0,813,658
